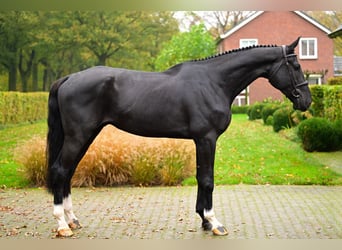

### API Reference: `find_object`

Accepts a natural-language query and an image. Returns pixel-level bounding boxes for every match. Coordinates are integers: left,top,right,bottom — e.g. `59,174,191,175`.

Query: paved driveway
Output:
0,185,341,239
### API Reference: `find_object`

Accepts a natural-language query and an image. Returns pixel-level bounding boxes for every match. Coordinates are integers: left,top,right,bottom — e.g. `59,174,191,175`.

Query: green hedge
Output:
261,103,284,124
323,85,342,121
327,76,342,85
310,85,324,117
247,102,264,120
272,106,294,132
0,92,48,126
231,105,249,114
310,85,342,121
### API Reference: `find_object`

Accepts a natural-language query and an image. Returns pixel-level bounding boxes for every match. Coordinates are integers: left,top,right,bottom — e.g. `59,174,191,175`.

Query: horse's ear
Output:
288,37,301,52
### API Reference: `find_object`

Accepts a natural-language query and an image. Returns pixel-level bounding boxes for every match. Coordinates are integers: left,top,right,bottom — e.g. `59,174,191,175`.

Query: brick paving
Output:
0,185,341,239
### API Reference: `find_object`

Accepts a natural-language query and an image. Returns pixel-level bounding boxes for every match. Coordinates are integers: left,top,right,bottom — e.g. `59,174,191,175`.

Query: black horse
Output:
46,38,311,237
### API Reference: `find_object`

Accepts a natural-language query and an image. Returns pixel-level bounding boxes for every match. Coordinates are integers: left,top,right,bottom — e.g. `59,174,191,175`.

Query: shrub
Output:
333,120,342,147
129,145,161,186
309,85,342,122
74,129,133,187
272,106,294,132
14,126,195,187
291,110,311,126
323,85,342,122
231,105,249,114
327,76,342,85
261,103,282,124
297,118,340,152
309,85,325,117
158,140,193,186
247,102,264,120
265,115,274,126
14,136,47,186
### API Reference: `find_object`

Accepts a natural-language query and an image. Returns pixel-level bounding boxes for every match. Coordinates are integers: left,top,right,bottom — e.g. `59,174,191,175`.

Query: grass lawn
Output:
183,114,342,185
0,121,47,188
0,115,341,188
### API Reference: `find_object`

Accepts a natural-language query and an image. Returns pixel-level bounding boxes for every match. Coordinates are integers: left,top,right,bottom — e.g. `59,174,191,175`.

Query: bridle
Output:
269,45,308,98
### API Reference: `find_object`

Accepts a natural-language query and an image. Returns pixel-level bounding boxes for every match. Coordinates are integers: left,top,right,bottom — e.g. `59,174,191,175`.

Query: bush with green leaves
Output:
272,106,294,132
309,85,325,117
247,102,265,120
309,85,342,121
334,119,342,152
327,76,342,85
261,103,282,124
231,105,249,114
323,85,342,122
297,118,341,152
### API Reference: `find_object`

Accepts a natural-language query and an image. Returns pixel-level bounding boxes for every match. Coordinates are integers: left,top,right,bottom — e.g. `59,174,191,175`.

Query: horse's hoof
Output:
69,219,82,230
57,228,74,237
212,226,229,236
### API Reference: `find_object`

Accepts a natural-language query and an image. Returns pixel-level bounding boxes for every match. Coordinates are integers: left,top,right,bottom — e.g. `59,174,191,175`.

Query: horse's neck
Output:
212,47,281,101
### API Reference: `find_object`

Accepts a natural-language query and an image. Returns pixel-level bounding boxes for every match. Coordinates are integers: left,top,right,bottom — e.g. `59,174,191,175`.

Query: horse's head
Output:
268,37,311,111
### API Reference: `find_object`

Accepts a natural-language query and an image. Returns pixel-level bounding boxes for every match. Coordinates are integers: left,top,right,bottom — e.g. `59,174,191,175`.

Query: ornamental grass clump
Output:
14,126,195,187
14,136,47,187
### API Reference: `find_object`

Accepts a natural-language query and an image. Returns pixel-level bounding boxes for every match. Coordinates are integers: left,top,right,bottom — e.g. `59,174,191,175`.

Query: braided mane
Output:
192,44,278,62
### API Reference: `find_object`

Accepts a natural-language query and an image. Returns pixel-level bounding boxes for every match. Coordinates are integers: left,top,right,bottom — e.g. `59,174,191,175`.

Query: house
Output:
218,11,333,105
329,25,342,76
328,24,342,38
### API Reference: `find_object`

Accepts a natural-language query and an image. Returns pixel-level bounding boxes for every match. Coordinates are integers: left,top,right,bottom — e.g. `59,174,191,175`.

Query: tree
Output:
306,11,342,55
175,11,251,37
154,23,217,71
72,11,178,70
17,12,40,92
0,11,179,91
0,11,35,91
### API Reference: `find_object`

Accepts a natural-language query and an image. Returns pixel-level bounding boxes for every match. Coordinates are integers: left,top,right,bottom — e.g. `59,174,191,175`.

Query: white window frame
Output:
299,38,318,59
239,39,258,48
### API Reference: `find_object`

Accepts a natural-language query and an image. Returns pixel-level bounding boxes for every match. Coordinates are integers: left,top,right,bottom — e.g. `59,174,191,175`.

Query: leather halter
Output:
269,45,308,98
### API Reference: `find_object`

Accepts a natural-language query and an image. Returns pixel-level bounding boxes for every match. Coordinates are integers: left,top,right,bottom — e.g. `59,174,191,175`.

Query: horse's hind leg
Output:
50,159,74,237
52,132,95,237
52,195,80,237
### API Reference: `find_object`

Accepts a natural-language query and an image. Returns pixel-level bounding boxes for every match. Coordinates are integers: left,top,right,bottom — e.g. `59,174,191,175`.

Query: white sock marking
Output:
63,195,78,224
204,208,223,229
53,204,69,230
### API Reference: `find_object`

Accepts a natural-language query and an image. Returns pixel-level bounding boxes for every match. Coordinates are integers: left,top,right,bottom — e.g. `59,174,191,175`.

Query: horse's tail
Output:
46,76,69,194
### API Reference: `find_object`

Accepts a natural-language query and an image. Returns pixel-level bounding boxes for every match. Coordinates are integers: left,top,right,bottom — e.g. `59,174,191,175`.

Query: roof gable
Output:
220,11,331,39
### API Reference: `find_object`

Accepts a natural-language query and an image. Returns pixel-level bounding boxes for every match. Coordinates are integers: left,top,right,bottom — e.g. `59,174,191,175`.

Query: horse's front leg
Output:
63,194,82,230
194,136,228,236
53,188,82,237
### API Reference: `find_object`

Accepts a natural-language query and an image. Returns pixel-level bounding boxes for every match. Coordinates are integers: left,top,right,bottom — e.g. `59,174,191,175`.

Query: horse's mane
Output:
164,44,279,73
191,44,278,62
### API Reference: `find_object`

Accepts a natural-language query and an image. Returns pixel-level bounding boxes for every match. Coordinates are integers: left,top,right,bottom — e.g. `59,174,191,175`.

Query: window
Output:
299,38,318,59
239,39,258,48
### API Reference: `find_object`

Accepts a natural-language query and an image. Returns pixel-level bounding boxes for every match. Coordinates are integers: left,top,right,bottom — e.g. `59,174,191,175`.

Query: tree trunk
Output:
43,68,48,91
8,63,17,91
43,67,54,91
32,61,38,91
18,49,35,92
98,54,107,66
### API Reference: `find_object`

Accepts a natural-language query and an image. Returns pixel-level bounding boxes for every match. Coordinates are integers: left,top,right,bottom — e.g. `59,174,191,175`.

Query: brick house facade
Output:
218,11,333,105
